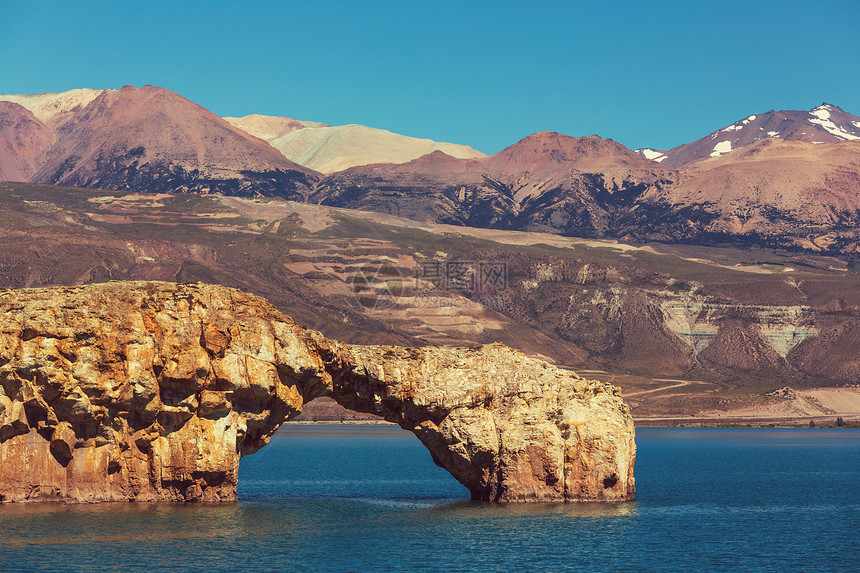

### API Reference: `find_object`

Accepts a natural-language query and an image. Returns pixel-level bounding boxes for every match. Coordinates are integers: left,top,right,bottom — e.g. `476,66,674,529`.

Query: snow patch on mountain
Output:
710,140,733,157
638,148,667,162
809,104,860,140
808,105,860,141
721,115,757,133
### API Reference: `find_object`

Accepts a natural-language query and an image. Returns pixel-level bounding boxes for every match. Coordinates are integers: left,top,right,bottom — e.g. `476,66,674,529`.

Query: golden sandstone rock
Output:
0,282,635,503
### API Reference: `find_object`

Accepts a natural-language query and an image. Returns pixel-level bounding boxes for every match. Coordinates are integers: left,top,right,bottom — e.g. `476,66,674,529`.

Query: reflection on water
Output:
0,426,857,573
274,424,399,438
424,499,641,519
638,427,860,440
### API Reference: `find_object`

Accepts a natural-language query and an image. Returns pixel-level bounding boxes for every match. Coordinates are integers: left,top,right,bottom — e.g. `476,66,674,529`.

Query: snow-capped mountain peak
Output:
644,103,860,166
807,103,860,141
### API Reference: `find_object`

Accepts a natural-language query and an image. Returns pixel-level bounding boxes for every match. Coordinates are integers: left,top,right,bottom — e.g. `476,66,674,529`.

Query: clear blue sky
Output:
2,0,858,153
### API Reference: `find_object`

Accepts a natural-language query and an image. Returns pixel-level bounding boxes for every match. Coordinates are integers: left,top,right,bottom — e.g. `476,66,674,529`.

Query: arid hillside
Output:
0,102,55,182
1,181,859,423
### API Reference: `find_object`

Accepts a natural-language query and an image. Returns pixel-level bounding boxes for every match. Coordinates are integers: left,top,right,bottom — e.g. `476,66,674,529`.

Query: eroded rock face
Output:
0,282,635,503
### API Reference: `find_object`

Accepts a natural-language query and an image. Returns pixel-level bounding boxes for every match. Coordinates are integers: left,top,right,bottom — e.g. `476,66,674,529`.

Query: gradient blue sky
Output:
2,0,858,153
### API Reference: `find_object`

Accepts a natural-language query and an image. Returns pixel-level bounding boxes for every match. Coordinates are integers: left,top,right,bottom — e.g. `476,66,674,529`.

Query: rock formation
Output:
0,281,635,503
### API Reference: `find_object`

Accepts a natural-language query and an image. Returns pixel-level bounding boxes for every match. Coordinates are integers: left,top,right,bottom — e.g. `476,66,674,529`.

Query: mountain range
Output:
1,85,860,256
316,130,860,255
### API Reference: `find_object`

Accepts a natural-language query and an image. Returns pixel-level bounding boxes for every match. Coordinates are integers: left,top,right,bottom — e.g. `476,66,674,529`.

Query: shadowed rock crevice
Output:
0,281,635,503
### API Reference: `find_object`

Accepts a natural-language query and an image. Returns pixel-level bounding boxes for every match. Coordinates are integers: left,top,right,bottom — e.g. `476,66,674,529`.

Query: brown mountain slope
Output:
670,139,860,211
313,151,510,226
652,139,860,248
317,129,860,254
32,85,319,199
485,132,654,174
0,102,55,182
316,133,672,237
485,133,670,236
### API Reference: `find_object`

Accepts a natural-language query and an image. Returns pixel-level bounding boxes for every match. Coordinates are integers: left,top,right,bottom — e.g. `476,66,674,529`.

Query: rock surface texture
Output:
0,281,635,503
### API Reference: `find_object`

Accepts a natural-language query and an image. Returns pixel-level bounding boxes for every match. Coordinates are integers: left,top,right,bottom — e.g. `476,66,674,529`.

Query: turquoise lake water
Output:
1,426,858,572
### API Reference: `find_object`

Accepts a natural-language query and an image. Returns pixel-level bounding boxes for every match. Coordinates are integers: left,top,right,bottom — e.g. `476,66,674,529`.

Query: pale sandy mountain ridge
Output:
223,113,330,140
226,114,487,173
0,88,105,128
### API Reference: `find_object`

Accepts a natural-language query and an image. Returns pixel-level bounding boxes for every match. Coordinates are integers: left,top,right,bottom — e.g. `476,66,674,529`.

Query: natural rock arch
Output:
0,282,635,503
